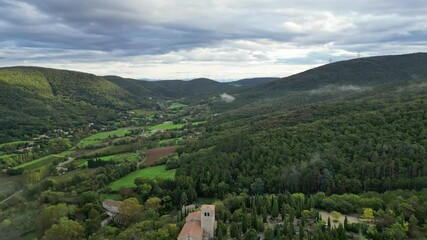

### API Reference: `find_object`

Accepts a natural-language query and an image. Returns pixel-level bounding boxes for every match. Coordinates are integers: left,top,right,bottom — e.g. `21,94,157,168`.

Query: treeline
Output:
209,190,427,239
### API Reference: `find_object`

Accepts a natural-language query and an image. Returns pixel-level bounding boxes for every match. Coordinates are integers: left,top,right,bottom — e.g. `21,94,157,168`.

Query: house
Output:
177,205,216,240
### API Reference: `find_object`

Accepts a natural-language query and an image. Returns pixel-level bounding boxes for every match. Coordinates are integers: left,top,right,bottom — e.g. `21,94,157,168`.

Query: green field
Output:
13,154,62,171
109,165,176,190
79,152,140,167
168,102,188,110
148,123,184,131
77,128,136,148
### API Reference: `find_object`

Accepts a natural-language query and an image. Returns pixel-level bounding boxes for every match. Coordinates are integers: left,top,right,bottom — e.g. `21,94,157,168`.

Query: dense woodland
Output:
0,53,427,239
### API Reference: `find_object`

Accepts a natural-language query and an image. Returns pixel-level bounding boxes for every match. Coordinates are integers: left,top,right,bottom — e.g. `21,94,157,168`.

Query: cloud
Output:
220,93,236,103
309,85,372,95
0,0,426,79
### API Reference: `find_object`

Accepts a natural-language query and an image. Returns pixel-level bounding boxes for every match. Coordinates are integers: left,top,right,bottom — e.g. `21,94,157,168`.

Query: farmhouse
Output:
177,205,216,240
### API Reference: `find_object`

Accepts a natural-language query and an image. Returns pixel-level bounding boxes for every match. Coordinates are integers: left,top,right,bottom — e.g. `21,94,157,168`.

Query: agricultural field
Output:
168,102,188,110
144,146,177,166
77,127,136,149
109,165,176,190
13,149,75,171
148,122,184,131
13,154,63,171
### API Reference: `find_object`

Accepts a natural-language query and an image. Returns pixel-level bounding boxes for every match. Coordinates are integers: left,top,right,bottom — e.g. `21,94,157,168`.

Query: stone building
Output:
177,205,216,240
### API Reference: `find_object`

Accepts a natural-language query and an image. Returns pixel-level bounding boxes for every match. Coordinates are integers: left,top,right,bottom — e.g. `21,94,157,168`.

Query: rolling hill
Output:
0,67,136,142
104,76,236,99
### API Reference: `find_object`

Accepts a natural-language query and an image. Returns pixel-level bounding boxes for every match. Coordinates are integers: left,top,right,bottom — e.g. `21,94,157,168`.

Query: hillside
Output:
229,77,280,87
179,73,427,196
0,67,136,142
177,53,427,197
105,76,236,99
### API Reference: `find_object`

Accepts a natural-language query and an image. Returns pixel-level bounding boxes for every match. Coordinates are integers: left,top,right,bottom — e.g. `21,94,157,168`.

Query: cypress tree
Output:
272,198,279,218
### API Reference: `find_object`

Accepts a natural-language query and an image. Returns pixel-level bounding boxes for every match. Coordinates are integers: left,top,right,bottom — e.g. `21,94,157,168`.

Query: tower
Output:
201,205,215,239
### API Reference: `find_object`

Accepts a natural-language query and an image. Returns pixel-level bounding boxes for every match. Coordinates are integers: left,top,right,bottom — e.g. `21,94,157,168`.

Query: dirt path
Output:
0,189,23,204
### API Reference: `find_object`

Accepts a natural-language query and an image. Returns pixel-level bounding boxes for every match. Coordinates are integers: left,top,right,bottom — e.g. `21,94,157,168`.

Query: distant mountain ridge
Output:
1,52,426,142
104,76,235,99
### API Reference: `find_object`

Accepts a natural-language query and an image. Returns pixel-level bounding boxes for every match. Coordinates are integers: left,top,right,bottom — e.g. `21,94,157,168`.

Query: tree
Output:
180,192,188,206
242,213,249,233
337,223,347,240
271,198,279,218
331,211,342,223
36,204,69,238
42,218,84,240
344,216,349,230
230,222,241,239
265,227,274,240
363,208,374,220
145,197,162,212
118,198,143,225
251,178,264,194
244,229,258,240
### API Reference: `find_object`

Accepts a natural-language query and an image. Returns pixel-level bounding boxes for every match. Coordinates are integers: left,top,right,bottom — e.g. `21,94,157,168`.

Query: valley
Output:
0,53,426,240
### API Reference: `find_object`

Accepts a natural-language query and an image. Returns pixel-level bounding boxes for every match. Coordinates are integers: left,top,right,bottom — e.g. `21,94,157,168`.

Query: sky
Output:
0,0,426,80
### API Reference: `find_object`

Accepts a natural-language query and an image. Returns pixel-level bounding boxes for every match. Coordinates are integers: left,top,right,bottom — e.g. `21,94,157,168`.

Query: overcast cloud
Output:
0,0,426,79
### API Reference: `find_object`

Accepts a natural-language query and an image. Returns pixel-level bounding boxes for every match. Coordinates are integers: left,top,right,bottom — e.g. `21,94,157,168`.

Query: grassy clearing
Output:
77,127,136,148
149,123,184,131
168,102,188,110
109,165,176,190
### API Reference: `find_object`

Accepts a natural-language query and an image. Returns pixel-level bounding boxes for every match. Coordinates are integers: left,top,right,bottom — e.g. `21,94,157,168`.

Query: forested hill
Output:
104,76,236,98
228,77,280,87
0,67,138,142
177,53,427,198
230,53,427,100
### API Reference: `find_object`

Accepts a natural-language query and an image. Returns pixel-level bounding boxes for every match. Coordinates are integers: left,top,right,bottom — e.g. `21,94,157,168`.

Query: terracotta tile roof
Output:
186,211,201,222
178,221,203,239
201,204,215,211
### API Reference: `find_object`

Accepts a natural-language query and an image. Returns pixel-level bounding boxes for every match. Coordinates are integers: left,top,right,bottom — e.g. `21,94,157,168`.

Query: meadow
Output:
109,165,176,190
